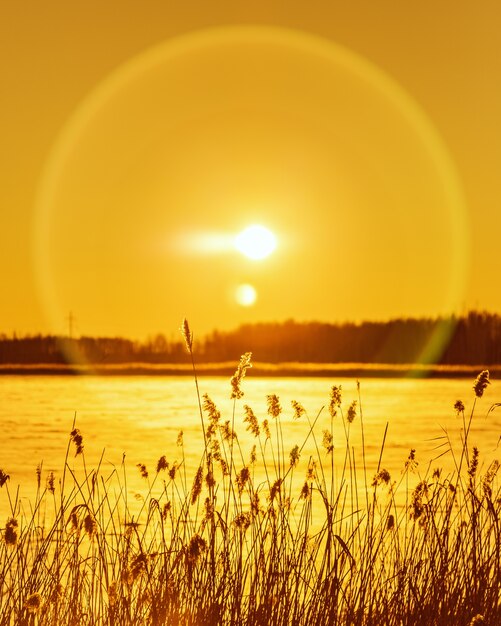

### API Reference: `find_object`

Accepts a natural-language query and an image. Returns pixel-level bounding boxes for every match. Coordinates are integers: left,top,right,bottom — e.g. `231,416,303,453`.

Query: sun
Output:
234,225,277,260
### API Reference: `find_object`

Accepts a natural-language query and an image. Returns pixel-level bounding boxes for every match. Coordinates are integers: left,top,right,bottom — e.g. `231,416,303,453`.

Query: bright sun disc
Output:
234,225,277,260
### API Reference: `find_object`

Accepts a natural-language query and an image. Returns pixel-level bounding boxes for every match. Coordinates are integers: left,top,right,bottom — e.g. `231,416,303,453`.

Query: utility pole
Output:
67,311,75,339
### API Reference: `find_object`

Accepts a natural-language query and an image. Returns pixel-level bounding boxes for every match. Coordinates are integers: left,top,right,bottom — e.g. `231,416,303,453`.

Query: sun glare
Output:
235,284,257,306
33,26,468,342
234,225,277,260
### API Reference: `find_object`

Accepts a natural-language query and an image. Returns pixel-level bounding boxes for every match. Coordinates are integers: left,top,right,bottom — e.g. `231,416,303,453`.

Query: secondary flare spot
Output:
235,284,257,306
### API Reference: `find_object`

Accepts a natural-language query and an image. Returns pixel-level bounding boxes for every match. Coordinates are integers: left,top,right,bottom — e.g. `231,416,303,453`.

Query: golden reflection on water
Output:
0,376,499,519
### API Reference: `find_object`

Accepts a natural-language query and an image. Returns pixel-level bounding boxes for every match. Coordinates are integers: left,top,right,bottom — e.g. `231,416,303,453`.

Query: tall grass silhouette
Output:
0,322,499,625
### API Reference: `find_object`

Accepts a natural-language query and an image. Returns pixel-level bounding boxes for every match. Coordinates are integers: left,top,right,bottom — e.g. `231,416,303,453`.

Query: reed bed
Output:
0,325,500,625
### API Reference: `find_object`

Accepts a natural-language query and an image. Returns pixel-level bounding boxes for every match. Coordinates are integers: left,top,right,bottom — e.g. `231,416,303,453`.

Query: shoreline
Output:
0,361,498,378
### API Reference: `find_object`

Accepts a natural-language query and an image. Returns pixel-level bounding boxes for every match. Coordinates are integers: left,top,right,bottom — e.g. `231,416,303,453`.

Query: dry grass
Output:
0,339,500,625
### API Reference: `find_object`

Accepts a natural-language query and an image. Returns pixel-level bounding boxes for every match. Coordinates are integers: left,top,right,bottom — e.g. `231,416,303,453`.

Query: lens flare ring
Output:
33,25,469,367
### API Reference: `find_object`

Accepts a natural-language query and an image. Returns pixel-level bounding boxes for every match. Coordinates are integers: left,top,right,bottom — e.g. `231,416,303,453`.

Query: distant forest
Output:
1,311,500,366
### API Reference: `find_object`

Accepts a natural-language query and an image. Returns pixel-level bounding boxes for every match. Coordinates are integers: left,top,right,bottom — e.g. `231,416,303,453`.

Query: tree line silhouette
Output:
0,311,500,366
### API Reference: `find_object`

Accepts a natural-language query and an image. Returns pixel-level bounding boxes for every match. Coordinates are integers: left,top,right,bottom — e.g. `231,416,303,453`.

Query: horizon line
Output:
2,309,499,342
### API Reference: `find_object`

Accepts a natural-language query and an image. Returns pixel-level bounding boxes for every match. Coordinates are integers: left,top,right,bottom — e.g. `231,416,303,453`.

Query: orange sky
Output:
1,1,500,339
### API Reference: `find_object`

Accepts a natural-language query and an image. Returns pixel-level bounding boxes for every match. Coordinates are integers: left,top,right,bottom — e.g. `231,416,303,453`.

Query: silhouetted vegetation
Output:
0,349,499,624
1,311,501,366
